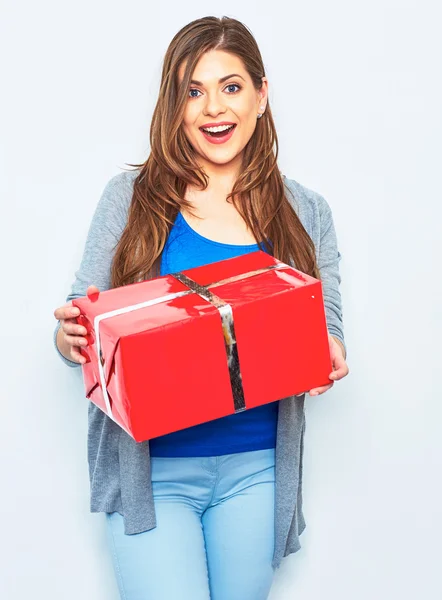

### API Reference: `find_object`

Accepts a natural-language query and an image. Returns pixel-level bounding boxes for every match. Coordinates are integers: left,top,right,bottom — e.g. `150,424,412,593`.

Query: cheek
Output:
234,94,258,115
182,118,197,141
182,111,192,128
235,108,259,132
238,109,258,133
183,102,200,124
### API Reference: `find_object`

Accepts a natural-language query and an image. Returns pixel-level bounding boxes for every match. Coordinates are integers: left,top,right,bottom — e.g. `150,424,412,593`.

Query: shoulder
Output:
95,168,140,223
102,168,140,203
283,174,330,214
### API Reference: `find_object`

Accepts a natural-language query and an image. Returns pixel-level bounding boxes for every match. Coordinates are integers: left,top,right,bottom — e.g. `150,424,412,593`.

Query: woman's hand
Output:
53,285,99,364
308,334,349,397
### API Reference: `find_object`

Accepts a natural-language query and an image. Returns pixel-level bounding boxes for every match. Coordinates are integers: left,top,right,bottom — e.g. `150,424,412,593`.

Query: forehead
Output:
177,50,246,83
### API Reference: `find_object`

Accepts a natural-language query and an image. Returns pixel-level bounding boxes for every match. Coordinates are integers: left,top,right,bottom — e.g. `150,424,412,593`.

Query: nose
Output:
203,91,227,117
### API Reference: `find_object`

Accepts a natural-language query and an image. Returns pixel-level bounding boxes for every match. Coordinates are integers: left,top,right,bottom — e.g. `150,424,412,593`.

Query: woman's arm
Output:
331,335,346,360
316,193,347,360
53,173,131,367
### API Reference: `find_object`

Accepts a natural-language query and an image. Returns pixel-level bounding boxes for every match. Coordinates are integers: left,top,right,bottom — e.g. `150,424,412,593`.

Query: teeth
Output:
202,125,234,133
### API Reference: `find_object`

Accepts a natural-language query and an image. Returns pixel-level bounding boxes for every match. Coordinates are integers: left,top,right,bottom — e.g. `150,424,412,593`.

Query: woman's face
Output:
178,50,268,174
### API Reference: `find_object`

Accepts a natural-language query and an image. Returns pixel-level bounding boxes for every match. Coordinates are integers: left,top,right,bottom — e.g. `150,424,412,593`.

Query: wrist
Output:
331,335,346,360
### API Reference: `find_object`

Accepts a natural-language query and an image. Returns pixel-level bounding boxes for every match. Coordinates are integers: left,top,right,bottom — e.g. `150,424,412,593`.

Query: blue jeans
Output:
105,447,276,600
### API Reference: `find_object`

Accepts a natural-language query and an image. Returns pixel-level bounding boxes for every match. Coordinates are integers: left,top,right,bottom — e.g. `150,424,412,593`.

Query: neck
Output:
192,155,242,197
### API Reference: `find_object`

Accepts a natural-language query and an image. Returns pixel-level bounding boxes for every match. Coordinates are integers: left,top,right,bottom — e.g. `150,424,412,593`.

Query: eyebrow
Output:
189,73,246,86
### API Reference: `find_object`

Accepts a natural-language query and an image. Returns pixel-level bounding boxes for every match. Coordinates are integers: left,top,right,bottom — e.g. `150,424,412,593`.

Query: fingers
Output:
64,326,89,364
328,338,350,382
309,382,333,396
54,308,90,357
53,291,99,365
87,285,100,299
53,285,101,321
310,361,350,396
53,304,81,321
69,345,86,363
64,332,88,347
62,319,88,338
329,363,350,381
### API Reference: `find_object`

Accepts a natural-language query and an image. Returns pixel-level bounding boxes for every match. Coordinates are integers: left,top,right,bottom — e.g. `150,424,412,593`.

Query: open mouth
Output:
200,124,236,137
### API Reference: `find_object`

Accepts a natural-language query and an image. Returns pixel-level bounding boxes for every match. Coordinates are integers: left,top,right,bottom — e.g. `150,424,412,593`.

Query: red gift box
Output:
72,250,332,442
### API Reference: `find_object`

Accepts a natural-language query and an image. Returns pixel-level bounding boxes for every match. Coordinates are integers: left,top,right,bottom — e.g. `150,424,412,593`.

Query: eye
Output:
225,84,241,94
188,83,242,99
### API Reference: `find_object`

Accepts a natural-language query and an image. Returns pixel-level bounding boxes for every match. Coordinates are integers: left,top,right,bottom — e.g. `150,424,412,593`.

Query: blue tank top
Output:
148,211,279,457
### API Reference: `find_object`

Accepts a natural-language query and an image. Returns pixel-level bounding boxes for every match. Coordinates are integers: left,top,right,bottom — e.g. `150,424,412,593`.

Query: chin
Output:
205,154,240,165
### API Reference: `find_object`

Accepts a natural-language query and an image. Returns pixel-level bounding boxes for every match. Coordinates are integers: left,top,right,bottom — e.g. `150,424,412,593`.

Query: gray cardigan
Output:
53,169,346,569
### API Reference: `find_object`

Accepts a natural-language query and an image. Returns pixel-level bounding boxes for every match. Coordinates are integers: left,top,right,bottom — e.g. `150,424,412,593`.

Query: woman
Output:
53,15,349,600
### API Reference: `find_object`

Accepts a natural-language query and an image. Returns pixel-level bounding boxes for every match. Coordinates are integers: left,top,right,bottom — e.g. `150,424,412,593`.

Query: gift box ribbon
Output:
93,261,291,426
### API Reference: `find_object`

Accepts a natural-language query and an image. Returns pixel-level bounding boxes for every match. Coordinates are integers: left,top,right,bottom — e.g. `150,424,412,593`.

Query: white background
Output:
1,1,441,598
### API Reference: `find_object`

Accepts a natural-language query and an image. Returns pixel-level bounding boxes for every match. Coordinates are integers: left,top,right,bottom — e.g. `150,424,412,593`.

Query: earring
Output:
257,105,265,118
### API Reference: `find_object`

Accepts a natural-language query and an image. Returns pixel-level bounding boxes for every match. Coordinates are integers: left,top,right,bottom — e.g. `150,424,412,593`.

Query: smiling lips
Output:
199,123,237,144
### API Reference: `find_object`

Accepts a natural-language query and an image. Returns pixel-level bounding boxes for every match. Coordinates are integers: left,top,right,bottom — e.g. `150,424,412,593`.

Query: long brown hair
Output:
111,15,320,288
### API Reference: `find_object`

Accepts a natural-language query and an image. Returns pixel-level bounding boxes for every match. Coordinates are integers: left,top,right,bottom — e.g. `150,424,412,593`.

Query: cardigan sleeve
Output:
316,194,347,359
53,174,131,368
